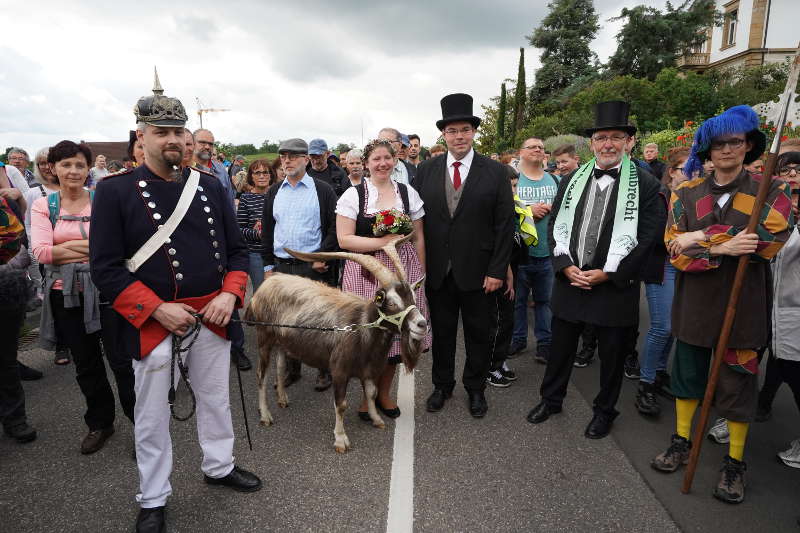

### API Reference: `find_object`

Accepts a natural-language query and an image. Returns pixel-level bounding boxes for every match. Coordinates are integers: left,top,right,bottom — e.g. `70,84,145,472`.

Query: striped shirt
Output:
271,174,321,262
236,192,267,254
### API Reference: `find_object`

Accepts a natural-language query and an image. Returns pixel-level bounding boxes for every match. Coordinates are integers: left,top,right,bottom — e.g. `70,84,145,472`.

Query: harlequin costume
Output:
652,105,793,503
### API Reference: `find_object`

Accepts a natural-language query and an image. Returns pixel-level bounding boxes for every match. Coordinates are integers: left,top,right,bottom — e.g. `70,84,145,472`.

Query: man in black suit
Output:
526,101,665,439
414,93,515,418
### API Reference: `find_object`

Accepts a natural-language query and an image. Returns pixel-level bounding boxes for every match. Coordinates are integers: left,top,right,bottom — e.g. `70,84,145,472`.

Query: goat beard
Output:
399,329,422,372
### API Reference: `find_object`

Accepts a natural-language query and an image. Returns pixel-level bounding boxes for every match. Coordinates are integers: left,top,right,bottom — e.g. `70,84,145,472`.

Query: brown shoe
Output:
80,426,114,455
713,455,746,504
651,434,691,473
314,371,332,392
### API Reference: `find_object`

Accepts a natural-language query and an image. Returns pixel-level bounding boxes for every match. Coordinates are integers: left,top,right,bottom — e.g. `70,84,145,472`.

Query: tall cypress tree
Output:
497,83,508,152
529,0,599,104
513,47,527,137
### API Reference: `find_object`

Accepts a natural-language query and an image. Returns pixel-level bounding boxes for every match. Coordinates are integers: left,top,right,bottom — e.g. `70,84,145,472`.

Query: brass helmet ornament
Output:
134,67,188,127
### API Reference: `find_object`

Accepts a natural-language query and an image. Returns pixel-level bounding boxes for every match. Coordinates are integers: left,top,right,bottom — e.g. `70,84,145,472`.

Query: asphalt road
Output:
1,294,798,532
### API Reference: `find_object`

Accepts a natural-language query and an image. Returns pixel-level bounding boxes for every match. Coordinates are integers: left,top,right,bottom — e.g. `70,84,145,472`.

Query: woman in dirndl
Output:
335,139,430,420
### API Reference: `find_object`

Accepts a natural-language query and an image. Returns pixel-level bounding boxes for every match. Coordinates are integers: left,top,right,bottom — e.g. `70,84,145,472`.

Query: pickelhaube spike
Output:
134,68,187,127
152,66,164,96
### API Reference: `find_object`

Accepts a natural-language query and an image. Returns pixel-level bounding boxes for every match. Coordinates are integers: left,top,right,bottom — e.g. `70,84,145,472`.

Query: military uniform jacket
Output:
90,165,248,359
547,166,665,327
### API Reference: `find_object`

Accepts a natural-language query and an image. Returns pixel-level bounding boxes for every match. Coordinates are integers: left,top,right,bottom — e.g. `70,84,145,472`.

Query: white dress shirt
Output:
593,161,622,192
446,148,475,185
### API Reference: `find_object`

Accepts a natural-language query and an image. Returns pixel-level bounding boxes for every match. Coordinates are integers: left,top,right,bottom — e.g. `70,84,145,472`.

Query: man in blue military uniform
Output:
90,78,261,533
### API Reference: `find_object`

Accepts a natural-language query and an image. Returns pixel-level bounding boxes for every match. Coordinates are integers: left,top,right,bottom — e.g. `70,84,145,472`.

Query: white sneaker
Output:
707,417,730,444
778,438,800,468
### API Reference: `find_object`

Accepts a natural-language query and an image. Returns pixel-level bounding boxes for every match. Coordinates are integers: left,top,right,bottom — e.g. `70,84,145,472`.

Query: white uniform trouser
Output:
133,325,235,508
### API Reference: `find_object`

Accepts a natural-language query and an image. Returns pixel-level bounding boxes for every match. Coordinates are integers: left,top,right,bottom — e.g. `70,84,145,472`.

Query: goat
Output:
245,234,427,453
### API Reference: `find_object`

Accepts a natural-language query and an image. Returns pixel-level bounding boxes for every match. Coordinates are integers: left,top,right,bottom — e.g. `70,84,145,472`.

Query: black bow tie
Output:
594,167,619,180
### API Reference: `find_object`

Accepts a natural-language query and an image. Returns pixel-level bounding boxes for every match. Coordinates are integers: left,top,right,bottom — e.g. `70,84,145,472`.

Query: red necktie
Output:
453,161,462,190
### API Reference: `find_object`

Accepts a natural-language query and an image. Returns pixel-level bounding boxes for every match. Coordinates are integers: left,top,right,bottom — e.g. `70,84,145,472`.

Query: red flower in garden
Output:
781,135,789,142
383,215,395,225
677,135,685,141
686,121,694,126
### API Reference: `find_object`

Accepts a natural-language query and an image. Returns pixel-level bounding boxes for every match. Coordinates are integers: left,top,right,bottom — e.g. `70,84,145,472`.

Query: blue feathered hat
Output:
684,105,767,178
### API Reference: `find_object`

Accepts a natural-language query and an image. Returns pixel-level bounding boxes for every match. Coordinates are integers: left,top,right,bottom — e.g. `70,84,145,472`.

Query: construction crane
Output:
195,97,231,129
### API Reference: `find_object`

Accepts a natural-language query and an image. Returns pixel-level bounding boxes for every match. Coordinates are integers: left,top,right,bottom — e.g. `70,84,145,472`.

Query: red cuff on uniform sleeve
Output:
221,270,248,308
113,281,165,329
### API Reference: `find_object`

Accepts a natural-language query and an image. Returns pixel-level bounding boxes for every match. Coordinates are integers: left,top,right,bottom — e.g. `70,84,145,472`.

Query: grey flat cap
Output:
278,138,308,154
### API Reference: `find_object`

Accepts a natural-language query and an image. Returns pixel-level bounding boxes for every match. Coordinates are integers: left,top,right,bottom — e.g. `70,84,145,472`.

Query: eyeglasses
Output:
443,127,474,136
672,166,685,171
591,134,628,144
252,170,271,176
710,138,746,150
279,153,306,160
779,165,800,176
522,145,544,151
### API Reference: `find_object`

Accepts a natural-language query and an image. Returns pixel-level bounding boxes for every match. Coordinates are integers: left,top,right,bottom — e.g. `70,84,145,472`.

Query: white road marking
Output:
386,364,415,533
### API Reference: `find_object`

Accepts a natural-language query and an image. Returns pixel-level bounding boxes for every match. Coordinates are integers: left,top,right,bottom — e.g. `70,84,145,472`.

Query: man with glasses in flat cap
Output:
90,74,261,533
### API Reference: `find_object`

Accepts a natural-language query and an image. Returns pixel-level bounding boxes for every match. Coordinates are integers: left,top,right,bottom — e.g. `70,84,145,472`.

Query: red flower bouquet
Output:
372,209,413,236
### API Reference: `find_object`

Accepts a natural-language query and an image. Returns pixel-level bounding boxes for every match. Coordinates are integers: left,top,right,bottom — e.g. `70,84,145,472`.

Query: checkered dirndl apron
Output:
341,241,431,362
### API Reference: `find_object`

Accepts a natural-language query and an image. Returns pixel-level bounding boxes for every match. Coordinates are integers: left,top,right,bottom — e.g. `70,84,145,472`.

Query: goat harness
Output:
232,303,419,333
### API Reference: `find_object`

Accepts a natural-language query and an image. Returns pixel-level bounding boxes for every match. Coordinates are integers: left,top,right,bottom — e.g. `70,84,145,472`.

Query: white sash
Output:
125,169,200,273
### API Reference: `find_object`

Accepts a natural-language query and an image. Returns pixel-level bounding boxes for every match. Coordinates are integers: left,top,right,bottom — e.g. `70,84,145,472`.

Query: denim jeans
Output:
248,252,265,291
512,256,553,348
641,262,676,384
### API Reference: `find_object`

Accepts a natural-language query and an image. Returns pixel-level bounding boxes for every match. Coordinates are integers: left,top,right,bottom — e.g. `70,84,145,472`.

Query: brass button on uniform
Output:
142,191,151,198
175,273,184,281
172,260,180,268
214,252,221,259
153,213,162,220
148,201,156,209
168,248,176,255
138,180,147,188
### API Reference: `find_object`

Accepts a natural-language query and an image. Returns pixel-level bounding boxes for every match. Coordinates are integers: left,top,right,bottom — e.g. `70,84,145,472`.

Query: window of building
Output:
722,3,739,49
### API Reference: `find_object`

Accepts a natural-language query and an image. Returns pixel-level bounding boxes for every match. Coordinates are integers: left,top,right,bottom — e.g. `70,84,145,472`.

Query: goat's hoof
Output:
259,416,273,426
372,420,386,429
334,436,351,453
277,400,289,408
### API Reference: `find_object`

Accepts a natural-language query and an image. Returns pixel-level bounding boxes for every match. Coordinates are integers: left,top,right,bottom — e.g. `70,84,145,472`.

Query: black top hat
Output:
584,101,637,137
436,93,481,131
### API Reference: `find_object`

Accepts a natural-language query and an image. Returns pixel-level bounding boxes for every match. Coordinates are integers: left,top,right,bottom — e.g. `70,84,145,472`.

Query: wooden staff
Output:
682,42,800,494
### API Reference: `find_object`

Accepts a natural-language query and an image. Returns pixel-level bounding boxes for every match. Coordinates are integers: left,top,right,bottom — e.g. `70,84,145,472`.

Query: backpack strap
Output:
47,192,60,228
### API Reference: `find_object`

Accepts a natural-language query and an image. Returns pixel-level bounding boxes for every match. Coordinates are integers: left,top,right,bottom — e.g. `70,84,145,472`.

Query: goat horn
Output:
284,249,396,287
380,231,414,281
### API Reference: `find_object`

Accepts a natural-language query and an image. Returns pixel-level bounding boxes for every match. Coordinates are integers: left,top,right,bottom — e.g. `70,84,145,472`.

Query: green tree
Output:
496,82,508,152
528,0,599,104
607,0,721,80
259,139,280,153
513,48,527,136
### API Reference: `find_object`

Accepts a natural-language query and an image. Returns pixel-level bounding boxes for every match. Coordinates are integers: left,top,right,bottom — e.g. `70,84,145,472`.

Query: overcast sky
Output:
0,0,666,156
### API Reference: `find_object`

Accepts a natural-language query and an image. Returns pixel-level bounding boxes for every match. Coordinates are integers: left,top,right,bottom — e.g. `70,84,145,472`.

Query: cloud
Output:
0,0,669,155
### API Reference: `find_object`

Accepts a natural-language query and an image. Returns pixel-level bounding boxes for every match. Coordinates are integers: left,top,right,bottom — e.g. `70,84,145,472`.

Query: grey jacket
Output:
771,227,800,361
